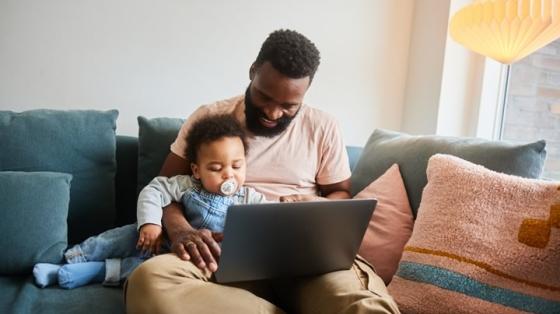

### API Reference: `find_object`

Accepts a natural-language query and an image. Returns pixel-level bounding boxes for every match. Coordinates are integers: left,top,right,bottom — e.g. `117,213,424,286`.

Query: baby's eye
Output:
209,167,221,172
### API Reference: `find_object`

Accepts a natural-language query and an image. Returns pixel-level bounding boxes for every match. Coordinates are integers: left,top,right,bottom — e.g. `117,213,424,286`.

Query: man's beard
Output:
244,86,298,137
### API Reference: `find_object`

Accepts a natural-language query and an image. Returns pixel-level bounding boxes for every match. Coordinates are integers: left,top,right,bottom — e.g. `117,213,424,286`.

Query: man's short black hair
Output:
185,114,248,164
254,29,320,81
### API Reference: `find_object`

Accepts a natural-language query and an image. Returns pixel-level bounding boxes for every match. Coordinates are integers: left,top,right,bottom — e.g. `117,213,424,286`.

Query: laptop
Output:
214,198,376,283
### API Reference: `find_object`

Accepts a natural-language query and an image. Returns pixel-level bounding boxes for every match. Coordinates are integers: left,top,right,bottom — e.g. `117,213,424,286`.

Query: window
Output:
500,39,560,180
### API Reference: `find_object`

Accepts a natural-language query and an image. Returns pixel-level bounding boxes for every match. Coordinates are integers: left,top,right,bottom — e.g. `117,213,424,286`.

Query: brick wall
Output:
504,39,560,180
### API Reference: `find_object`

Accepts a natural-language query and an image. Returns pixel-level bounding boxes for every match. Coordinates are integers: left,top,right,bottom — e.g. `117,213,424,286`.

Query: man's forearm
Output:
162,202,194,242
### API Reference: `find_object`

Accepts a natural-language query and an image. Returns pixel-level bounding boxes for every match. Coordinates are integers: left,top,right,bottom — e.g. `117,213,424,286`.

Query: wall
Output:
401,0,488,137
401,0,450,135
0,0,415,146
436,0,485,137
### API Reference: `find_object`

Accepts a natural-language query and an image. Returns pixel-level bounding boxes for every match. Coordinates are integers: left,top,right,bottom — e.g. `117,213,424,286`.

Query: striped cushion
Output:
388,154,560,314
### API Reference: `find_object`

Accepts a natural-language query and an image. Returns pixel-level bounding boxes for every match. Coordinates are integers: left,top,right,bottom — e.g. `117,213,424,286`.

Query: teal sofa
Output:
0,110,546,314
0,133,364,314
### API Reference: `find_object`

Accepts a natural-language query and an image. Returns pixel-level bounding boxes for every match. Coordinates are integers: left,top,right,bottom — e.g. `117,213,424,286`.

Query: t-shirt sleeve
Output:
170,105,211,159
315,118,351,186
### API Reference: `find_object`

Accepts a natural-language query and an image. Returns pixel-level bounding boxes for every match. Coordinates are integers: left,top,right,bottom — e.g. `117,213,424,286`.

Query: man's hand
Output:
279,194,327,202
137,224,163,256
171,228,223,272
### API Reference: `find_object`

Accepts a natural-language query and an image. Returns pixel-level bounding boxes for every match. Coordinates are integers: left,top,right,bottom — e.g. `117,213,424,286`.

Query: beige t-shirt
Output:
170,95,351,201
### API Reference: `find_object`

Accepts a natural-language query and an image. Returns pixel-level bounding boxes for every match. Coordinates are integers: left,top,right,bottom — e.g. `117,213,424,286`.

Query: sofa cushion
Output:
351,129,547,216
0,172,71,275
0,109,118,244
0,276,124,314
137,116,183,192
388,154,560,313
354,164,414,285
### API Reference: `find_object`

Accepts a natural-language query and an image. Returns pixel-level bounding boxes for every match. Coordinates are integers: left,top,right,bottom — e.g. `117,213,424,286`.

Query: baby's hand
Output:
137,224,163,256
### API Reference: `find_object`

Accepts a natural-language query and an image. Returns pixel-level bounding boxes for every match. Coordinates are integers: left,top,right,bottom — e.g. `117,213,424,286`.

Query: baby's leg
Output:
65,224,140,263
58,261,105,289
103,256,145,286
59,257,146,288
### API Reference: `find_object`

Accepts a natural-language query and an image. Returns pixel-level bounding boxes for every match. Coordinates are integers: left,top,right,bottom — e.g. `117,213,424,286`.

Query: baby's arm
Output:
137,175,192,227
136,175,194,253
245,187,269,204
136,223,163,255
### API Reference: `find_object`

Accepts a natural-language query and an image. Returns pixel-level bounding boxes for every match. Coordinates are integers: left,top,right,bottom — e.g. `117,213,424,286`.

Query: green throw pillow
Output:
351,129,547,217
0,171,71,275
0,109,118,244
137,116,184,192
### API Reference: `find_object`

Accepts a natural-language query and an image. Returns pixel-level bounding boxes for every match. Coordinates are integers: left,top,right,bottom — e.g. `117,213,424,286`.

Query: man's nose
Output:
262,105,283,121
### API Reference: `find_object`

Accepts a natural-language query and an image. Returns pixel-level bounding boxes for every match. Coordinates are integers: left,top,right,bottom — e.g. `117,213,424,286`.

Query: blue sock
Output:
58,261,106,289
33,263,62,288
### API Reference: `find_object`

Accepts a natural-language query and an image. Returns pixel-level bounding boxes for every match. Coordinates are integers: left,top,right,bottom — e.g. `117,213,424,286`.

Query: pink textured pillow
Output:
388,154,560,314
355,164,414,284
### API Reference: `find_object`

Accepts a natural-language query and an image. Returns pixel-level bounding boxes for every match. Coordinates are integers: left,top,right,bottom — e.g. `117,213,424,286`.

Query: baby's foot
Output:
33,263,62,288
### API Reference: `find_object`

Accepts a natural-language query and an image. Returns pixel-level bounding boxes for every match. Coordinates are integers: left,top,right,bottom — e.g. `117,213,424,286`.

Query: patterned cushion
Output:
388,154,560,314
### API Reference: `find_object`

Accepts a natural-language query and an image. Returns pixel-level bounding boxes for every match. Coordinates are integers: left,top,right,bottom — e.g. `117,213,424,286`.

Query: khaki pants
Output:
124,253,400,314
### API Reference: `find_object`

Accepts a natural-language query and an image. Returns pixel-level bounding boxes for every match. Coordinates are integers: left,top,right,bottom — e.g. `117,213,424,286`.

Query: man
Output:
125,29,399,314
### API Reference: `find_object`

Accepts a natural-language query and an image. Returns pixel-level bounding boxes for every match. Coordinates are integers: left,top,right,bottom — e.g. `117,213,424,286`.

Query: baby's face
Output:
191,136,246,195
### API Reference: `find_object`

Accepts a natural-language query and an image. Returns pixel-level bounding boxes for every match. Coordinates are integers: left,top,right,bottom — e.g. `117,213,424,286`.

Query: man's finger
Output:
197,240,218,272
174,243,190,261
203,234,222,258
187,242,205,269
212,232,224,242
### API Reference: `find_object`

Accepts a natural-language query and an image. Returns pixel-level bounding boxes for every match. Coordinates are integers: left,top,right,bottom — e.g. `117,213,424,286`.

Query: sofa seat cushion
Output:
351,129,547,216
0,109,118,244
0,276,123,314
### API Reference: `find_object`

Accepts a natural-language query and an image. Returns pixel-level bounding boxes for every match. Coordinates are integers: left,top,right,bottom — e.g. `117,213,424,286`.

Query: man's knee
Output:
124,255,162,304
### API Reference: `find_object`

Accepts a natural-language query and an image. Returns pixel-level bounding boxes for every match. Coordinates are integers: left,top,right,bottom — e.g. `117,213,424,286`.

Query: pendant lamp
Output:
450,0,560,64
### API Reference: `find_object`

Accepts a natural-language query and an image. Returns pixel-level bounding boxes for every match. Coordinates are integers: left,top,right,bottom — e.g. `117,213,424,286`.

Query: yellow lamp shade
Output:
450,0,560,64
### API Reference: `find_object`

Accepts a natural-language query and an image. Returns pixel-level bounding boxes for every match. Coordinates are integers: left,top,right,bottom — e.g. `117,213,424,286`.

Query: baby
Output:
33,114,267,289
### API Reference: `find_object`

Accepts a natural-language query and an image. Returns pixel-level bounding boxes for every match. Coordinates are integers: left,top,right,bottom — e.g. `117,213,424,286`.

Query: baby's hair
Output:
185,114,248,163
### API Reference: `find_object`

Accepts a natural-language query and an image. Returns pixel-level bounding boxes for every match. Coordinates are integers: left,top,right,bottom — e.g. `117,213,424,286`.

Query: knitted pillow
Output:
388,154,560,314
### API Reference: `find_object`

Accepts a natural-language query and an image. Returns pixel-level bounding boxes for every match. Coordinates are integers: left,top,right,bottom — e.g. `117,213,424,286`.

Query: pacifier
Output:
220,178,238,196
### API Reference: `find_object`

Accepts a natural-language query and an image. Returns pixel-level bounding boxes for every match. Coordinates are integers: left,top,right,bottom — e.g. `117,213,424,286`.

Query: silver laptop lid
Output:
214,198,376,283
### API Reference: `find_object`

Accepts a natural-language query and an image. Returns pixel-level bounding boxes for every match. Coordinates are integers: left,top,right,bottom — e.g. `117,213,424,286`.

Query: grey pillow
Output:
351,129,547,217
0,109,118,244
137,116,184,192
0,171,71,275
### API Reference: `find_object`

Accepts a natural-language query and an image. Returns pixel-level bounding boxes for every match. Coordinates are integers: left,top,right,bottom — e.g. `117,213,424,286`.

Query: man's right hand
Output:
170,228,223,272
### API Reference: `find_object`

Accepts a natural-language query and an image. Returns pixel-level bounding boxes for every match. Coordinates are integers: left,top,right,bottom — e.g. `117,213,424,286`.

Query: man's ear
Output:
249,63,256,80
191,163,201,179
